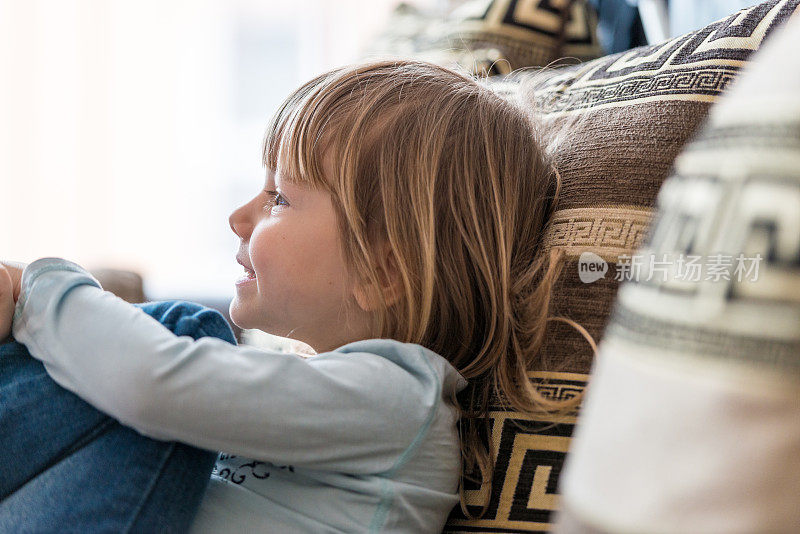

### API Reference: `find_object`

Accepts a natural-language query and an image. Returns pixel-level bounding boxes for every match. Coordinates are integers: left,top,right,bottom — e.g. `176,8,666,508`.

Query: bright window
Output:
0,0,440,298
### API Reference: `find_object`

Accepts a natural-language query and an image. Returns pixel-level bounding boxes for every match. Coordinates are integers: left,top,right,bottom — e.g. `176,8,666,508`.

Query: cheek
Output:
249,225,283,285
249,222,351,304
248,224,312,298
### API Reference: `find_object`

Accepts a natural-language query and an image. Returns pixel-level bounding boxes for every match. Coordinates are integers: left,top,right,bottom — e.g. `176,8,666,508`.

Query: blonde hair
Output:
264,59,577,517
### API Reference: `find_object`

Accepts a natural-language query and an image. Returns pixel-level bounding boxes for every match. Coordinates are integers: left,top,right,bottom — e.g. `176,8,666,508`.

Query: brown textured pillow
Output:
443,1,800,532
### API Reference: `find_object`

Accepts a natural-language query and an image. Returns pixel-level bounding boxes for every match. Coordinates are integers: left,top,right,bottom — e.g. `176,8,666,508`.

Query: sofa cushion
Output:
530,0,800,377
442,1,800,532
556,14,800,531
89,268,146,303
370,0,602,76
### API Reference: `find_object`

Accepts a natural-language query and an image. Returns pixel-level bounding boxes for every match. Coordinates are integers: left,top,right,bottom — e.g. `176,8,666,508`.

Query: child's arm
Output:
12,258,445,474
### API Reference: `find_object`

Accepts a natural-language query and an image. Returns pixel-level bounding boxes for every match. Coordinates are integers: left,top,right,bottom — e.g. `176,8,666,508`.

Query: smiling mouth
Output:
236,265,257,286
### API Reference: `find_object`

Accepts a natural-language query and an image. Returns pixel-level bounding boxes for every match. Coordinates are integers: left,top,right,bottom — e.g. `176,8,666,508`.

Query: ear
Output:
353,242,403,312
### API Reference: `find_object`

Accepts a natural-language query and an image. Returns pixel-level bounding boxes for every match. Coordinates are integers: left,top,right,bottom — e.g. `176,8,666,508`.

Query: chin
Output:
229,298,280,335
228,298,256,330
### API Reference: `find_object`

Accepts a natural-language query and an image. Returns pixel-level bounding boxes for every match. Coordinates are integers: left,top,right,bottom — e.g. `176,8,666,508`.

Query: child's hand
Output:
0,261,25,341
0,264,14,340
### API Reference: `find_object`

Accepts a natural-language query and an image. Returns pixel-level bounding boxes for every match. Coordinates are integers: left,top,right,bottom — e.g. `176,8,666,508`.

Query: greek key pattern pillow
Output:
444,1,800,532
556,15,800,531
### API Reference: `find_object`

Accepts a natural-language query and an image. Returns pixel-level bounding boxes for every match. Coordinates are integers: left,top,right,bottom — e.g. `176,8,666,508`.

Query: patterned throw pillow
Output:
555,14,800,532
442,1,800,532
368,0,602,76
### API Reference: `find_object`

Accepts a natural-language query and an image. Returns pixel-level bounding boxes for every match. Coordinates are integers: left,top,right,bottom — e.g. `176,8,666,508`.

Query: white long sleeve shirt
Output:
12,258,468,533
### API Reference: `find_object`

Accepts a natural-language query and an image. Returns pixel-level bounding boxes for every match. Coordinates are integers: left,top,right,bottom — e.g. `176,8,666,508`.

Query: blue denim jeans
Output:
0,301,237,533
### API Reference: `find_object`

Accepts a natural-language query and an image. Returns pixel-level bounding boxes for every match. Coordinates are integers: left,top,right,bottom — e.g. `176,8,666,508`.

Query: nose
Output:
229,200,255,240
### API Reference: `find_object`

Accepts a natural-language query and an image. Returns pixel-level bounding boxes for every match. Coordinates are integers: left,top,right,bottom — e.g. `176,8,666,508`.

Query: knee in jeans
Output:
134,300,236,345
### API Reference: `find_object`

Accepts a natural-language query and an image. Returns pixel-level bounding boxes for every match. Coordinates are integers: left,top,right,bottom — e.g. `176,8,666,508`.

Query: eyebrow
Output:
266,168,305,196
263,171,277,189
263,174,292,199
272,175,296,194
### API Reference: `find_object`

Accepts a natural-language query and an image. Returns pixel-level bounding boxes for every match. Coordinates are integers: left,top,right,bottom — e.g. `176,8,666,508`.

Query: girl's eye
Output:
263,190,289,212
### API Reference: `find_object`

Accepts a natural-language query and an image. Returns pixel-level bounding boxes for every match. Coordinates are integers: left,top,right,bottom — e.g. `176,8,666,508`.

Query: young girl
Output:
0,59,567,532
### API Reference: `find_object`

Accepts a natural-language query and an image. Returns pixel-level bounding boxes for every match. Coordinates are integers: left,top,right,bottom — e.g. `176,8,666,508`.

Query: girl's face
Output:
228,167,372,352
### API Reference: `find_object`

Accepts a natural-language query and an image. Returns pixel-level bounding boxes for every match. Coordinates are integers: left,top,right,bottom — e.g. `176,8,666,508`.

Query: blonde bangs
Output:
262,69,343,191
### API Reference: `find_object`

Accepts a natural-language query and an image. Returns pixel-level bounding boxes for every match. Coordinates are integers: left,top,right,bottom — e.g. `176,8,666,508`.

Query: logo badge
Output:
578,252,608,283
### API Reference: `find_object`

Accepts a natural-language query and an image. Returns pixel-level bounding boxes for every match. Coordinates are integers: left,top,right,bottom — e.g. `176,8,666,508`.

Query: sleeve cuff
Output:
13,258,102,323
